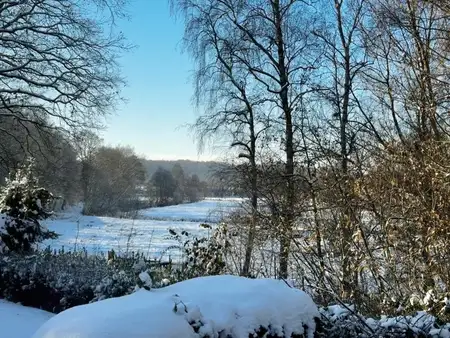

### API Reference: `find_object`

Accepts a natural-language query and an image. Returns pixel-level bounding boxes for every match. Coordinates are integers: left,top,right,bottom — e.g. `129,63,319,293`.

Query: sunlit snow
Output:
33,275,319,338
41,198,241,260
1,300,53,338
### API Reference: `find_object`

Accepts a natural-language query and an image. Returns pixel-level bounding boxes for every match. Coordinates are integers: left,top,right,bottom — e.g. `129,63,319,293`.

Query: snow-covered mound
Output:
0,300,53,338
33,275,319,338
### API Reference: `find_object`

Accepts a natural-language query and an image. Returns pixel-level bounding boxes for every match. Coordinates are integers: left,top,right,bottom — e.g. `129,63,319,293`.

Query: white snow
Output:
0,300,53,338
430,325,450,338
33,275,319,338
321,303,354,321
321,304,450,337
41,198,240,260
139,198,241,222
138,270,153,289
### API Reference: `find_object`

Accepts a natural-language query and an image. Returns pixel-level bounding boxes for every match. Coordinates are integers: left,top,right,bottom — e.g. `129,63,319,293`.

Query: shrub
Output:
317,303,450,338
0,249,176,313
167,223,232,280
5,248,450,337
0,159,57,253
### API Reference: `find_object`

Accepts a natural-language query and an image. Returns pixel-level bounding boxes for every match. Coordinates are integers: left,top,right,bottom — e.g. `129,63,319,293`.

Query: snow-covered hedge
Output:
6,250,450,337
318,304,450,337
0,250,175,313
33,275,319,338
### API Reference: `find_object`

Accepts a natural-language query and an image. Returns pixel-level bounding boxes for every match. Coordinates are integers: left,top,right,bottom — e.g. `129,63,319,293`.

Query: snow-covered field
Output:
139,198,240,222
1,300,53,338
41,198,241,260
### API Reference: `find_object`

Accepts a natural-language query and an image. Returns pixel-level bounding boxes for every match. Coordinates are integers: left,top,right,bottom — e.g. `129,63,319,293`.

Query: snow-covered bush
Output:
33,275,320,338
0,250,174,313
0,160,57,253
9,249,450,337
168,223,232,280
317,303,450,337
92,270,135,302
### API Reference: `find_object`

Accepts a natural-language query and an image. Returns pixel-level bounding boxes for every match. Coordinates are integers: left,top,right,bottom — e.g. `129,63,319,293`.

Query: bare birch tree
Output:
173,0,270,276
311,0,369,299
174,0,320,278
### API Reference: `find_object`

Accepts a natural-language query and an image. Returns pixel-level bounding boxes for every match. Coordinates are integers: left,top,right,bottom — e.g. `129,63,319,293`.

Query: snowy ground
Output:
139,198,241,222
1,300,53,338
41,198,241,260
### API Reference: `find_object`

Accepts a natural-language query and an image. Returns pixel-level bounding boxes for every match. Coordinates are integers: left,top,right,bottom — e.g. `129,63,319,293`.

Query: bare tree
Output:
171,0,450,316
174,0,320,279
84,146,146,215
0,114,82,205
0,0,128,142
311,0,369,298
173,0,271,276
151,167,177,206
360,0,450,293
363,0,450,141
72,129,103,203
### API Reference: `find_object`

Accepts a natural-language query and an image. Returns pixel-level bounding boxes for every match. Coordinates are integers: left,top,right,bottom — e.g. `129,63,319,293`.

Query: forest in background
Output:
0,122,240,215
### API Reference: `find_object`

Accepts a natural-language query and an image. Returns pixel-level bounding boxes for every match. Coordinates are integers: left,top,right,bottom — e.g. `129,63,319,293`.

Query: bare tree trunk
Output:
312,0,367,297
337,0,353,296
272,0,295,280
311,188,326,286
241,113,258,277
242,171,258,276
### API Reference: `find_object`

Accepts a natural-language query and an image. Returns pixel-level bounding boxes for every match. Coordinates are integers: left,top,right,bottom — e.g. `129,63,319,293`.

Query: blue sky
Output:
100,0,215,161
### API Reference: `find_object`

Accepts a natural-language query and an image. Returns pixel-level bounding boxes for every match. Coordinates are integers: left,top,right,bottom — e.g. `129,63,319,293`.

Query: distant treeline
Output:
0,124,240,216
